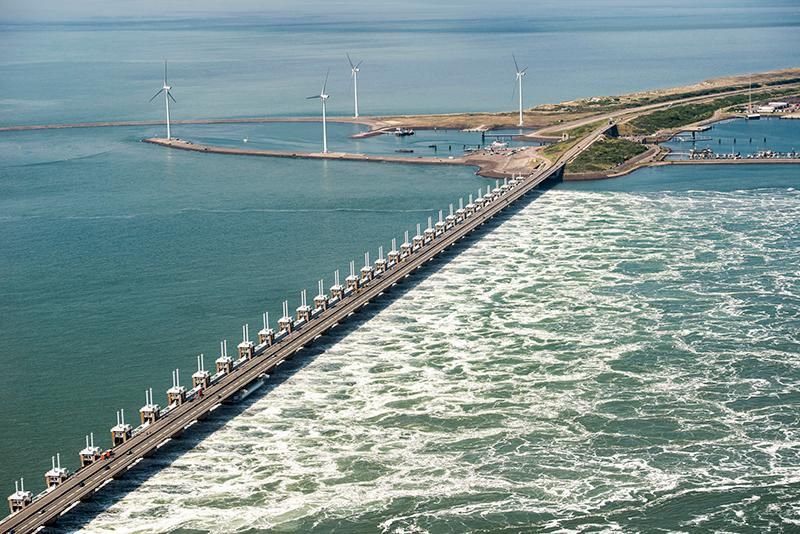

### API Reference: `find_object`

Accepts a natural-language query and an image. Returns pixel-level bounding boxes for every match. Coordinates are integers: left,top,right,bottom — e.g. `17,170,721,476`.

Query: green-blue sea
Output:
1,1,800,532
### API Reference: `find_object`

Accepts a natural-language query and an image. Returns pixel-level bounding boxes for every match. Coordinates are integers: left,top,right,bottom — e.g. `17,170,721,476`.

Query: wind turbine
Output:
307,69,331,154
347,53,363,118
512,54,527,127
149,60,177,139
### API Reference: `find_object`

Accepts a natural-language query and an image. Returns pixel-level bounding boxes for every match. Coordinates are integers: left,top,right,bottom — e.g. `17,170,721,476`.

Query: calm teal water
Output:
2,1,800,532
175,122,534,157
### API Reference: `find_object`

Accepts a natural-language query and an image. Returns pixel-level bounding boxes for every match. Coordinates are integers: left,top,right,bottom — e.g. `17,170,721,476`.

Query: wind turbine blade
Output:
355,60,363,69
346,53,354,70
306,95,321,99
521,67,528,74
512,53,520,73
322,68,330,95
168,91,177,103
164,60,168,83
510,79,517,104
149,89,165,102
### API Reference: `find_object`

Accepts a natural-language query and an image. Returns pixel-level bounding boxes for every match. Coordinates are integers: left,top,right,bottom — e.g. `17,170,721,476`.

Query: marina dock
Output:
660,158,800,166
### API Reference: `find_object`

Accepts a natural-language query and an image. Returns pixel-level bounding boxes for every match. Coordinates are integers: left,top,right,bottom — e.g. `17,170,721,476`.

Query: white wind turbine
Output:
347,53,363,118
307,69,331,154
149,60,177,139
512,54,528,127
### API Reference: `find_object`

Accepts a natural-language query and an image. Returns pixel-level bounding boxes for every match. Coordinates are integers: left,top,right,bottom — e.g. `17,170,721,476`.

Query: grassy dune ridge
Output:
567,138,649,173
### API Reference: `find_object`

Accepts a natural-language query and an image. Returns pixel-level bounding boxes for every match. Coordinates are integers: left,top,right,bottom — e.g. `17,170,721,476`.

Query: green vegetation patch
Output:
626,94,751,135
567,138,648,174
627,86,800,135
542,121,605,160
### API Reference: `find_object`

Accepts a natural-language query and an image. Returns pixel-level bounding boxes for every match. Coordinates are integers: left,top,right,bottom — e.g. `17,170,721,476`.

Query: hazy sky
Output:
4,0,794,23
2,0,282,21
1,0,497,22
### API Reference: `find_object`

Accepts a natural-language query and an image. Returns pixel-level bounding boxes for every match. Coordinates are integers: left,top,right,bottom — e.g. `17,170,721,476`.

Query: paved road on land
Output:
530,82,800,137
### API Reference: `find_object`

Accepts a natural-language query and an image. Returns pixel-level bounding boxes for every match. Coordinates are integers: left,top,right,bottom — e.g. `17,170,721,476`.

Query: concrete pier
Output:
192,354,211,389
387,239,400,265
110,410,132,446
215,341,234,375
424,217,436,243
78,434,101,468
237,325,255,361
346,261,360,292
166,369,186,406
374,246,387,274
296,290,313,323
412,224,424,251
330,270,345,301
314,281,329,311
139,388,161,425
43,455,69,489
7,480,32,515
258,313,276,346
400,231,412,259
360,252,375,282
278,301,294,334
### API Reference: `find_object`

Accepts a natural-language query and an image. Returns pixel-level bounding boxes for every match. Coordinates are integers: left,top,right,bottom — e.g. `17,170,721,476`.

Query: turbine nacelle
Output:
513,53,528,78
347,53,363,76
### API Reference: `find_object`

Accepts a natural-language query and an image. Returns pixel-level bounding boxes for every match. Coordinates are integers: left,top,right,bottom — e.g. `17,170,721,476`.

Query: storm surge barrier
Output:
3,116,629,533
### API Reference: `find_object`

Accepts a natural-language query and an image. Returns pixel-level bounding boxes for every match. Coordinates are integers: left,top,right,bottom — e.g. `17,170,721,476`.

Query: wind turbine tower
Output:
149,60,177,139
347,53,363,118
513,54,528,127
307,70,331,153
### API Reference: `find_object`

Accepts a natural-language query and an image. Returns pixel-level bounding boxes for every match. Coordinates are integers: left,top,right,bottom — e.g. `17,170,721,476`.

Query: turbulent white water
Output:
63,186,800,533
